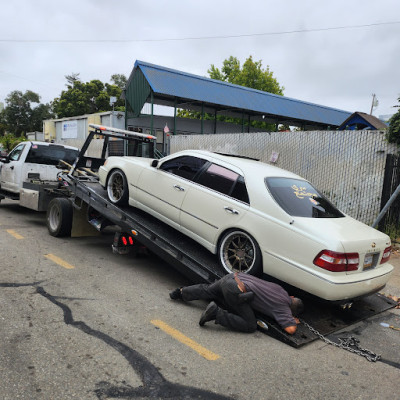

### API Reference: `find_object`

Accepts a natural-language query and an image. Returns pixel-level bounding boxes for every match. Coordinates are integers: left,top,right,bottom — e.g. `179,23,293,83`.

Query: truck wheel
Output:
106,169,129,206
46,198,73,237
218,229,262,276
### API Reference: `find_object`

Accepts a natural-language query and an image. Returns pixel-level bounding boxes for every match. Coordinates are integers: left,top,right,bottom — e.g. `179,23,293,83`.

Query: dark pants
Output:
181,274,257,333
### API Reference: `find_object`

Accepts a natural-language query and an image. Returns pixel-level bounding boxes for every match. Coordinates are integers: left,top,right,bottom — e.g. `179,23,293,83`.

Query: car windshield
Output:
265,177,344,218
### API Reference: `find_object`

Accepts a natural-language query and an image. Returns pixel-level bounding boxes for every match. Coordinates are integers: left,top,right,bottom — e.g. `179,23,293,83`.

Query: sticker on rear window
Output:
292,185,317,199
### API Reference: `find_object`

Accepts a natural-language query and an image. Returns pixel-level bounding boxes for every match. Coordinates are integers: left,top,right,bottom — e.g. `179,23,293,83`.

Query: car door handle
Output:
10,166,14,170
224,206,239,215
173,184,185,192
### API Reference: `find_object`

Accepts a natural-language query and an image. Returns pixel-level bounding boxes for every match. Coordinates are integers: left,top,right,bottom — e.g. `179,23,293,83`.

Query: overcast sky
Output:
1,0,399,119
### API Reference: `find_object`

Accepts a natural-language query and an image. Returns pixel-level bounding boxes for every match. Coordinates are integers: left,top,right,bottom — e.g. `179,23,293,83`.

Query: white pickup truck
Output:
0,141,79,210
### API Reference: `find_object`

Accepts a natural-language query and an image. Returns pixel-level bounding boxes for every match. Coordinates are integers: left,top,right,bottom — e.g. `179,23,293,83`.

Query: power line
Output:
0,21,399,43
0,70,59,90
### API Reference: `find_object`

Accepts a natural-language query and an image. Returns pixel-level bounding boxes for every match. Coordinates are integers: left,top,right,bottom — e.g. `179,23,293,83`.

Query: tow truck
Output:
41,124,397,348
0,141,79,211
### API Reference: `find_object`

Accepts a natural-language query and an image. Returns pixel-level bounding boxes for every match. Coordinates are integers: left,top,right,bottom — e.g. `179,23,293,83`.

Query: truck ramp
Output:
257,292,397,348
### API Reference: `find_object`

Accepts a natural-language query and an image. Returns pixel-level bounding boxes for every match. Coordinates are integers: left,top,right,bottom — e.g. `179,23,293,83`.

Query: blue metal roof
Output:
133,60,351,127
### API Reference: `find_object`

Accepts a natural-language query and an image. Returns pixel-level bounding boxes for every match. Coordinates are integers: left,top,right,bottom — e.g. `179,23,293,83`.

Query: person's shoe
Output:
169,287,183,300
199,301,219,326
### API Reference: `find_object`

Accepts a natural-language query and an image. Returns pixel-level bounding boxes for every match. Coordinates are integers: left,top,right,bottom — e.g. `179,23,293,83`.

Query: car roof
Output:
22,141,79,151
172,149,303,180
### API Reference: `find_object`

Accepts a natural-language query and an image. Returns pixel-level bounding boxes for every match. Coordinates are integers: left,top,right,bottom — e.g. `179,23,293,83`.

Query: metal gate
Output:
379,154,400,236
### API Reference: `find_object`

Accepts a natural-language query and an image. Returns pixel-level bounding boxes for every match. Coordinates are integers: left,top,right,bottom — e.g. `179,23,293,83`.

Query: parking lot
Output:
1,198,400,400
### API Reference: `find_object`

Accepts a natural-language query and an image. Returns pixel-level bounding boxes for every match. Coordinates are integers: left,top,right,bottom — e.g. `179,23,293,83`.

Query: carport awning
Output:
128,60,351,127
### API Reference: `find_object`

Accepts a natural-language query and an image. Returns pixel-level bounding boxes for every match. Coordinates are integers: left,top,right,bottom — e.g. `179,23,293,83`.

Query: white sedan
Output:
99,150,393,302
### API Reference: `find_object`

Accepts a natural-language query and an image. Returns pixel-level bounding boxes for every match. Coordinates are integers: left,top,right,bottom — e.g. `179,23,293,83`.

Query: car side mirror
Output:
151,159,159,168
0,156,10,163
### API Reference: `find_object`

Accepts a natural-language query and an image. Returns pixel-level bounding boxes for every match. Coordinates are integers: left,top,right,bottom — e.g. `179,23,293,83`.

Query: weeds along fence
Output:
170,130,398,227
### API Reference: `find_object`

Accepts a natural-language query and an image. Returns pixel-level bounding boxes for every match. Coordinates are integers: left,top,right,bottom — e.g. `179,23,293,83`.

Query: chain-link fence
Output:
171,130,398,226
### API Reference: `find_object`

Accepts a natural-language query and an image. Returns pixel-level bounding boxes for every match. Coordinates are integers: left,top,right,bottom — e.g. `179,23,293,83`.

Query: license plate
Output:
363,253,374,270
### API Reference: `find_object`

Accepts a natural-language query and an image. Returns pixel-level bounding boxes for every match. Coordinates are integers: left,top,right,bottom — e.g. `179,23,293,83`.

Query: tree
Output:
0,133,26,152
65,73,81,86
208,56,284,95
53,76,125,118
111,74,127,90
1,90,54,137
387,96,400,145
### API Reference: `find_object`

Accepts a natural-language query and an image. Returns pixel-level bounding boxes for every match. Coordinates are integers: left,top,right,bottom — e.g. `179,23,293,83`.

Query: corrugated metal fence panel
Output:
170,130,397,225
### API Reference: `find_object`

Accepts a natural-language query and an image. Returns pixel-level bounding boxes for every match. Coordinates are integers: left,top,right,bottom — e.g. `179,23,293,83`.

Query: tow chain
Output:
300,319,381,362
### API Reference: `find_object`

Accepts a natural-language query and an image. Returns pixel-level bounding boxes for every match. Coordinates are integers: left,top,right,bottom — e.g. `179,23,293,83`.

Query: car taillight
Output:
380,246,391,264
313,250,359,272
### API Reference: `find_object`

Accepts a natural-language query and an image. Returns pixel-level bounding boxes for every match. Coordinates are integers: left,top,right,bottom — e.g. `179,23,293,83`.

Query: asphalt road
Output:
1,199,400,400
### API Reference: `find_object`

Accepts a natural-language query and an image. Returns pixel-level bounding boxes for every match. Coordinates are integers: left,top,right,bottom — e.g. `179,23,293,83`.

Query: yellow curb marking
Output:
6,229,24,239
151,319,220,361
45,254,75,269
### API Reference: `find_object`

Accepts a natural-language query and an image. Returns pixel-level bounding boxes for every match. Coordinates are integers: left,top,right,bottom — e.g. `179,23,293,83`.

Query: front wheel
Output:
106,169,129,206
218,230,262,276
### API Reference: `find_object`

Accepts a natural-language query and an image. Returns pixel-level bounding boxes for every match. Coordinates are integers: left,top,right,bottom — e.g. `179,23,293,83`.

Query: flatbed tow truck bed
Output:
62,176,397,348
49,124,396,348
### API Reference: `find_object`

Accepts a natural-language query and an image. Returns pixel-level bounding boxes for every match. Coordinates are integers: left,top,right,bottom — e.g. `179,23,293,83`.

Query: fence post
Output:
375,154,399,230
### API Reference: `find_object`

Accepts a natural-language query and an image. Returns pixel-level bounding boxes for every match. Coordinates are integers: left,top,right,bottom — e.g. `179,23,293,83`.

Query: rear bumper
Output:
263,251,394,301
314,267,393,301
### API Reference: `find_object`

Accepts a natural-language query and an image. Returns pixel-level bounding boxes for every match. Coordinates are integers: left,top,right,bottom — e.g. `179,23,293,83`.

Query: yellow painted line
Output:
151,319,220,361
44,253,75,269
6,229,24,239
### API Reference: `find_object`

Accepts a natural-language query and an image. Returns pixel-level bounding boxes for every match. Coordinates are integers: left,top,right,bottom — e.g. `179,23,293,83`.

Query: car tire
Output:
218,229,262,276
46,197,73,237
106,169,129,206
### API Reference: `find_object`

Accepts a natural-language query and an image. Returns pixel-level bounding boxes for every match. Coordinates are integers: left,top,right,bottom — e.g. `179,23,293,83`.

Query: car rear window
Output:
25,144,79,166
265,177,344,218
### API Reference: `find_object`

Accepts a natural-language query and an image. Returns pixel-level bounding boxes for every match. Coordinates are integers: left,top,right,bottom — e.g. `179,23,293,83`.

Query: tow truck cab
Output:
0,141,79,194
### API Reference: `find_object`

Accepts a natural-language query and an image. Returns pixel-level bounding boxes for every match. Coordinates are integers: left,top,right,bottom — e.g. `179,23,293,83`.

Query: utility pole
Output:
370,93,378,115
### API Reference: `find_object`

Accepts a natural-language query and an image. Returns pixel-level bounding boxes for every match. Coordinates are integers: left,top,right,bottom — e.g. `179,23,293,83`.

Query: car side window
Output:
8,144,25,161
196,163,250,204
160,156,207,181
230,176,250,204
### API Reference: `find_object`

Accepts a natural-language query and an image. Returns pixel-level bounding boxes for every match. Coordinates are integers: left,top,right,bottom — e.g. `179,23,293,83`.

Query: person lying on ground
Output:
170,272,304,335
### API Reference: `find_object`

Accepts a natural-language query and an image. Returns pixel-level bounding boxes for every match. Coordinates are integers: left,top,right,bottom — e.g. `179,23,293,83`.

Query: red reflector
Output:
380,246,391,264
122,237,128,246
99,126,106,130
313,250,359,272
128,236,134,245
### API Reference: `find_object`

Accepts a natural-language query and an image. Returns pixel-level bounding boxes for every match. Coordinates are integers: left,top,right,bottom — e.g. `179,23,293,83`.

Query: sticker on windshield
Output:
292,185,318,199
